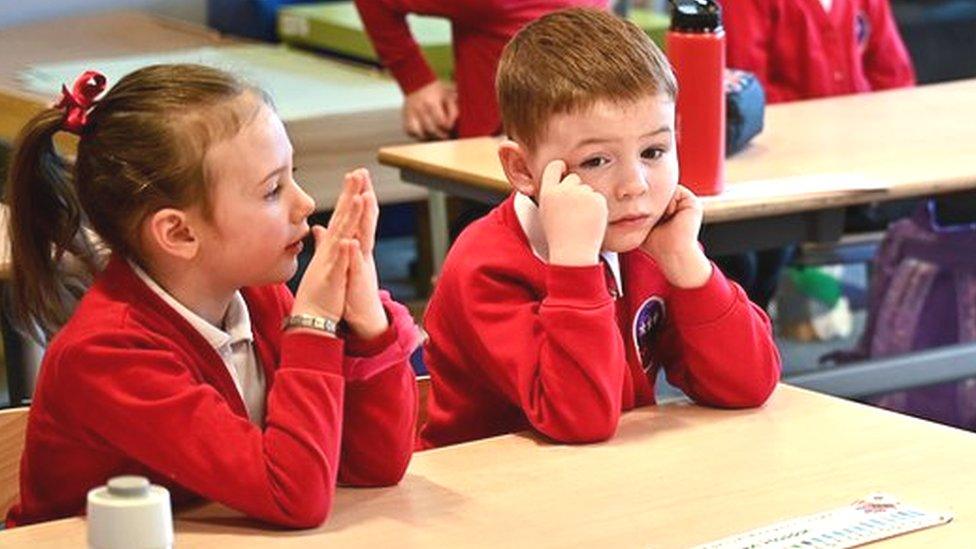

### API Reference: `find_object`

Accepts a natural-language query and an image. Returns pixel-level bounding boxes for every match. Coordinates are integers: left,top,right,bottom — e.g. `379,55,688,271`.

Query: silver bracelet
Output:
282,314,339,336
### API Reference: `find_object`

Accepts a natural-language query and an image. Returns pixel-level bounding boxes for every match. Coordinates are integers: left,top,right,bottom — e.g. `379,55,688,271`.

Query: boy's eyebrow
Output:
570,126,672,150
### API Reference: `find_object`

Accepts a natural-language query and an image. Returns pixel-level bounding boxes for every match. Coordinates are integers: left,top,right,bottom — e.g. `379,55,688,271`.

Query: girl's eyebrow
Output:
256,165,287,187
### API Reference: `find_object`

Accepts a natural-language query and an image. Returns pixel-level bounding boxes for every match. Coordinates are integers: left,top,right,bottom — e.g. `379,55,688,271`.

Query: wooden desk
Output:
1,385,974,547
0,11,426,209
379,79,976,267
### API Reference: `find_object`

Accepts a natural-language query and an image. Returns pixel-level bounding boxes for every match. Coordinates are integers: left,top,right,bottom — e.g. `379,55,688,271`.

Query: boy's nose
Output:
617,164,649,199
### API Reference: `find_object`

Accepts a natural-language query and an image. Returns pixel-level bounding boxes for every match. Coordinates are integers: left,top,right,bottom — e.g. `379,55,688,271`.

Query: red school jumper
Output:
719,0,916,103
419,195,781,449
354,0,609,137
7,256,420,528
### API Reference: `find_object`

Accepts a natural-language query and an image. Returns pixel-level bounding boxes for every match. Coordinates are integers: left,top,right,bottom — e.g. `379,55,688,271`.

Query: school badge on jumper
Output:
632,296,666,372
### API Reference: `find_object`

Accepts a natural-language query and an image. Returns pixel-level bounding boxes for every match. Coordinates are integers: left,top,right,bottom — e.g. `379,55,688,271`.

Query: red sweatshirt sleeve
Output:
862,0,916,90
338,291,422,487
354,0,459,94
463,263,628,443
658,265,781,407
54,329,346,529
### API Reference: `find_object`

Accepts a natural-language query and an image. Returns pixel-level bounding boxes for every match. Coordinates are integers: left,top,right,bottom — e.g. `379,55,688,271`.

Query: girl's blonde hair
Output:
6,63,270,336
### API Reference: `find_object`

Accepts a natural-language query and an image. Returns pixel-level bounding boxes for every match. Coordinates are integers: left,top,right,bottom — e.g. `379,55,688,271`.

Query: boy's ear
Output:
145,208,200,261
498,139,537,197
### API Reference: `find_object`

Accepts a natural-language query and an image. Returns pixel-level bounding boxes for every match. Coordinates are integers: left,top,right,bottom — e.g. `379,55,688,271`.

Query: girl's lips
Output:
286,231,309,253
285,240,304,254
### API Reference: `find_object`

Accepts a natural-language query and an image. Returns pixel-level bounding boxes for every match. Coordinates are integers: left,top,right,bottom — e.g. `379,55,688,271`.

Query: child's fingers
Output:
540,160,567,195
310,225,328,250
673,185,701,212
347,238,365,277
328,172,366,230
443,93,459,126
355,168,375,194
335,239,355,280
356,175,379,252
332,195,364,239
561,173,583,187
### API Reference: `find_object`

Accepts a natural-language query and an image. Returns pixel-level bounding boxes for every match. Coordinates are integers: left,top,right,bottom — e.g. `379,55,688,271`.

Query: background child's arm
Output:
354,0,456,94
657,268,781,408
862,0,917,91
354,0,459,139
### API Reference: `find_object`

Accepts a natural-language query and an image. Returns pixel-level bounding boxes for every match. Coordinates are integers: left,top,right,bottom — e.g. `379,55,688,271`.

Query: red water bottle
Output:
666,0,726,196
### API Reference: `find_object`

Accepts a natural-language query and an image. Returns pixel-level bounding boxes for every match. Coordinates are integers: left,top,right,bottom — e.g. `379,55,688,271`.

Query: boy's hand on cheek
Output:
341,169,389,340
640,185,712,288
539,160,608,267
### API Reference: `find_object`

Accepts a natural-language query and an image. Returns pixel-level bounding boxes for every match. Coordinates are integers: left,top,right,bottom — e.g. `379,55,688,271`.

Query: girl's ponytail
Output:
6,109,99,338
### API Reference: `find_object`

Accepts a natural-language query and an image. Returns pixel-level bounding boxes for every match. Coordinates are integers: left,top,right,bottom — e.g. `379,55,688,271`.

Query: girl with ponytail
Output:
5,65,419,528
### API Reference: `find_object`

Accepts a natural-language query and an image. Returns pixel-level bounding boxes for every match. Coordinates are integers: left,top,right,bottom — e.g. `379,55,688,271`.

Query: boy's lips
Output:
609,213,652,226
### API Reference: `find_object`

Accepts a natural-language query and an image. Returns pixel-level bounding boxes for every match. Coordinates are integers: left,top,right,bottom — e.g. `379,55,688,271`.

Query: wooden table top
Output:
379,79,976,223
2,385,974,547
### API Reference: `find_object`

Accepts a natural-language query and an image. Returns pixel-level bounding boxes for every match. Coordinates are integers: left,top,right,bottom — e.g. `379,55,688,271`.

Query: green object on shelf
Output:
627,7,670,49
278,2,454,79
788,267,843,308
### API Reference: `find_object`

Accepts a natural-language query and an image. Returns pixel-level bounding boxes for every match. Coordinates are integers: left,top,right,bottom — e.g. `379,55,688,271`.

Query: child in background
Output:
354,0,608,140
719,0,915,102
419,9,781,449
5,65,420,528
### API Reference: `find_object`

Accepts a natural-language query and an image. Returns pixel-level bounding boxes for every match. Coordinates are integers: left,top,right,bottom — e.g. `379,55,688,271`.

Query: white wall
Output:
0,0,206,29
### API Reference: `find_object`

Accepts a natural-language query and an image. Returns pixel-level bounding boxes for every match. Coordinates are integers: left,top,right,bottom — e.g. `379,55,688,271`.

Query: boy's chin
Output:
602,227,651,254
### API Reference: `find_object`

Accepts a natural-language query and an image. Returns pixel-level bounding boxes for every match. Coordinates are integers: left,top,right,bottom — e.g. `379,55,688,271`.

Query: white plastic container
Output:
87,476,173,549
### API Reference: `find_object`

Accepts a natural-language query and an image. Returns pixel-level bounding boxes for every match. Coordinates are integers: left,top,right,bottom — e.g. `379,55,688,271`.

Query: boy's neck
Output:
136,259,234,328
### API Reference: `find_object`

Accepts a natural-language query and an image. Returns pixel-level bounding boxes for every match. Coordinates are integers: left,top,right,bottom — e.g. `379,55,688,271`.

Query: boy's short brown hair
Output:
497,8,677,149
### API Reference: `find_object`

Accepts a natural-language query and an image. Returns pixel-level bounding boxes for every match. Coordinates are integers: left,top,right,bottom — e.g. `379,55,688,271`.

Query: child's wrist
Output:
548,244,599,267
658,248,712,289
289,304,341,324
345,305,389,341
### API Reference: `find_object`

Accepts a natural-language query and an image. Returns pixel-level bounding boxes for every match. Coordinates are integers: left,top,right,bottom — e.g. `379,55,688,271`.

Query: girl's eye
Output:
580,156,609,169
264,185,282,200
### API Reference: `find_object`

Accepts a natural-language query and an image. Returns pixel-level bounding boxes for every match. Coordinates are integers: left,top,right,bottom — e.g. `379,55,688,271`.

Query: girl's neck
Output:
137,259,235,328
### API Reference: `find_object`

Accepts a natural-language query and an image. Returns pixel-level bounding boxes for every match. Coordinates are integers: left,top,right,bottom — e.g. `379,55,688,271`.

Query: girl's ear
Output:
144,208,200,260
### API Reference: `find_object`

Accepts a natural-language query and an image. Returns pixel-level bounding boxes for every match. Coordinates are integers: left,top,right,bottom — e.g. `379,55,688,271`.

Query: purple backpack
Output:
829,202,976,429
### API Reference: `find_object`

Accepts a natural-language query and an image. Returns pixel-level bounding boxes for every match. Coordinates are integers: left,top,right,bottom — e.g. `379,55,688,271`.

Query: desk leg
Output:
428,190,449,275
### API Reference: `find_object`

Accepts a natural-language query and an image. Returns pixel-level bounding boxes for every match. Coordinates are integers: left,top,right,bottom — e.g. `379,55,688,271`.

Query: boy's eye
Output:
642,147,665,160
580,156,609,169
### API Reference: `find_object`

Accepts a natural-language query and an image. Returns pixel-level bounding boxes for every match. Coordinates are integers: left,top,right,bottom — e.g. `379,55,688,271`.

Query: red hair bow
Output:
56,70,107,134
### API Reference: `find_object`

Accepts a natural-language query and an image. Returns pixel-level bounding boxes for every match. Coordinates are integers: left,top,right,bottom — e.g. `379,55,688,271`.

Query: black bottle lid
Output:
669,0,723,33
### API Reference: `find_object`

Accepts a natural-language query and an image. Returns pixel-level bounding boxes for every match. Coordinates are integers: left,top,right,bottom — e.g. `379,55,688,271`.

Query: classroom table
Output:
378,78,976,270
0,385,973,546
0,11,426,209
